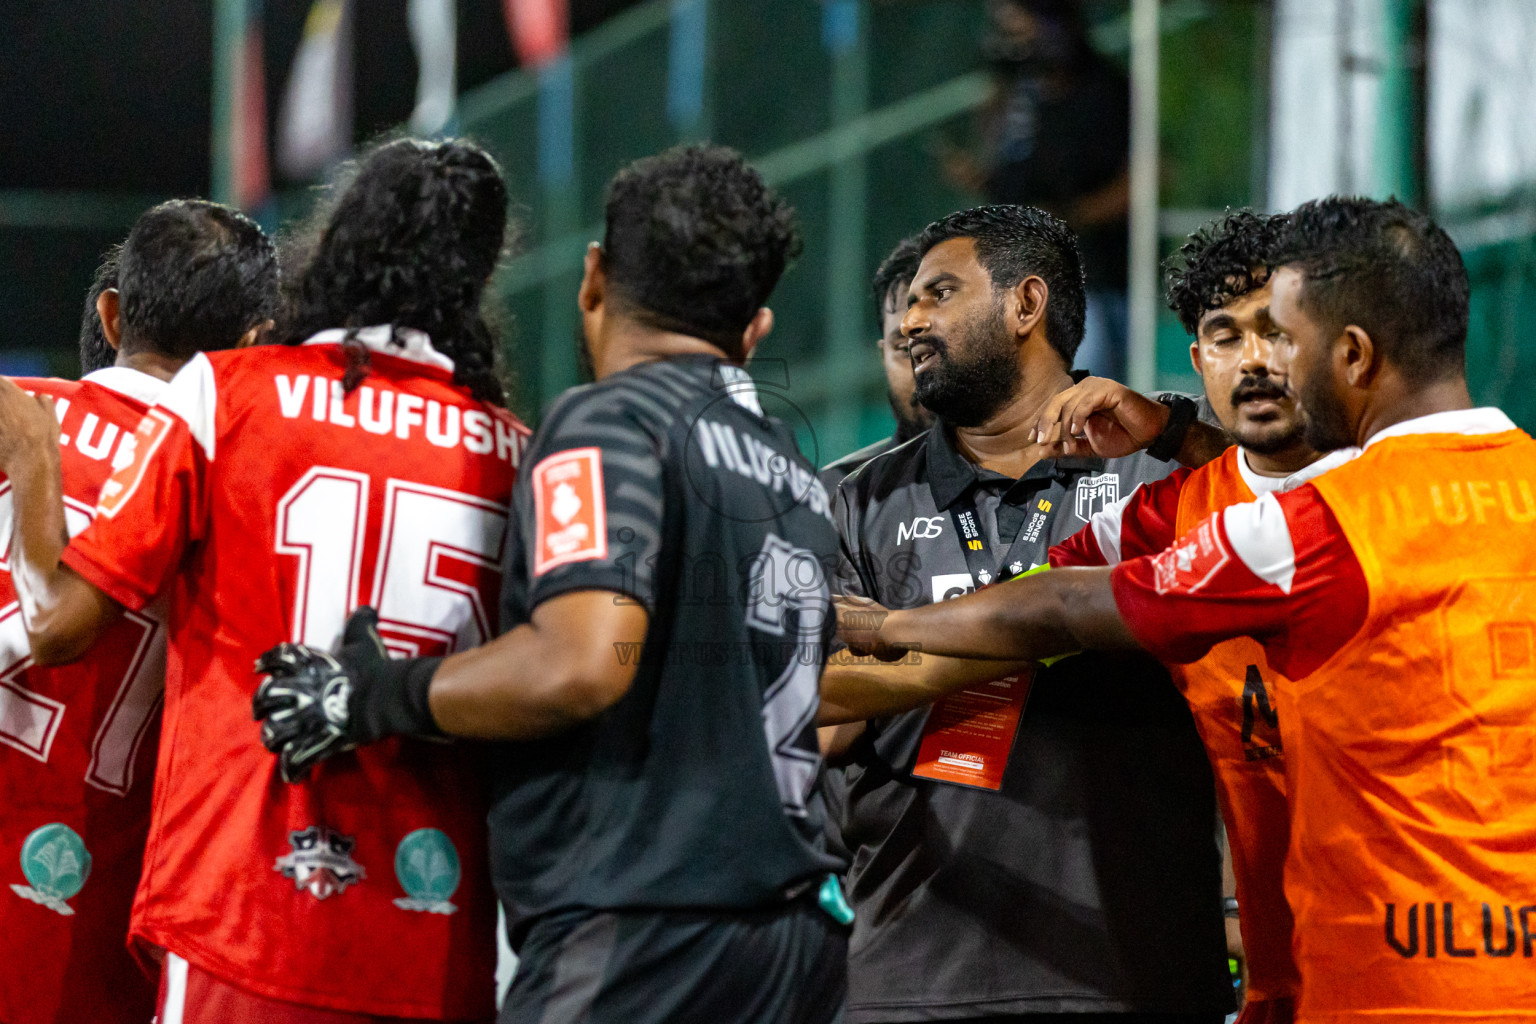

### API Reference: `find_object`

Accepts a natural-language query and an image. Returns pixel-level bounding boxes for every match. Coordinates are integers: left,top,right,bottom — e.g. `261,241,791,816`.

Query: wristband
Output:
350,654,445,743
1147,394,1198,462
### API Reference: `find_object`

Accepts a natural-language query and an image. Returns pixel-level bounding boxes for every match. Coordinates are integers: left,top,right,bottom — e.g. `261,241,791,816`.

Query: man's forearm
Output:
1177,420,1233,469
426,592,648,741
7,450,119,665
875,567,1137,661
819,651,1036,725
425,626,611,740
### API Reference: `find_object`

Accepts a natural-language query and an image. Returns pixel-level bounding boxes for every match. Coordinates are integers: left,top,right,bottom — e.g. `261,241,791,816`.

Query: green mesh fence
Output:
460,0,1536,454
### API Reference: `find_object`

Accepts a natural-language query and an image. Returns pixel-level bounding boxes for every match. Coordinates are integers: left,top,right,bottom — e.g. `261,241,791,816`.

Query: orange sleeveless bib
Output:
1294,429,1536,1020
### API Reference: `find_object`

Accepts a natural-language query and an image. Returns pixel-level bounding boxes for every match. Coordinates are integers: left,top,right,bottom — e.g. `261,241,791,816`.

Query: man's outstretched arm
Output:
428,590,647,739
0,378,122,664
818,651,1037,725
254,591,648,781
837,566,1139,664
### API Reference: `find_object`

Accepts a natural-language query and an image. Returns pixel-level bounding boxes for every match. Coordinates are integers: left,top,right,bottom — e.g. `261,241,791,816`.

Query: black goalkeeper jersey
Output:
489,356,846,937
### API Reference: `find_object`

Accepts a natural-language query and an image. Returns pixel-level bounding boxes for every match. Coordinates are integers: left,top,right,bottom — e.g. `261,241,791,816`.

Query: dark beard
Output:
912,303,1019,428
1296,364,1355,452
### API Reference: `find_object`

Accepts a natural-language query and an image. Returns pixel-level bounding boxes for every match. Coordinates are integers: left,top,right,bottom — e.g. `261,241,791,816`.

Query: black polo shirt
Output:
831,419,1232,1021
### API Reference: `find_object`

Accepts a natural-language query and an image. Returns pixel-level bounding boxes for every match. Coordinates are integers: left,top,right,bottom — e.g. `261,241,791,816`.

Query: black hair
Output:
1277,196,1470,384
78,245,120,375
277,138,511,406
118,200,278,360
602,144,801,358
1165,209,1289,334
914,204,1087,363
871,235,922,324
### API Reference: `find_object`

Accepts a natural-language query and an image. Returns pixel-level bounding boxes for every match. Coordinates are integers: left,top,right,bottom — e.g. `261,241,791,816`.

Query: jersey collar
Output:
1236,445,1361,496
1363,407,1517,449
301,326,456,375
81,366,167,407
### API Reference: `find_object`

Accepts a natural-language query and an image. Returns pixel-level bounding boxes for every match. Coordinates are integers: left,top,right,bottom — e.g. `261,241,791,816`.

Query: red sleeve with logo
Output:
61,403,208,612
1110,483,1368,679
1051,468,1191,568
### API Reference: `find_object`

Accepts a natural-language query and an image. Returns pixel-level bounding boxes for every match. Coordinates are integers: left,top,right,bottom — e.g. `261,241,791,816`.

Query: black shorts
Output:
502,900,848,1024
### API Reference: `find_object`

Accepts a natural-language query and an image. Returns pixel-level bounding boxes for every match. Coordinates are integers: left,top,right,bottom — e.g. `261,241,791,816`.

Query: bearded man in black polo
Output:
828,205,1233,1024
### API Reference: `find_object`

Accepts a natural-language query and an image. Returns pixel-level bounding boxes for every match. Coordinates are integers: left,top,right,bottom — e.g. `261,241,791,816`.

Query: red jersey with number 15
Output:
61,329,529,1020
0,368,167,1024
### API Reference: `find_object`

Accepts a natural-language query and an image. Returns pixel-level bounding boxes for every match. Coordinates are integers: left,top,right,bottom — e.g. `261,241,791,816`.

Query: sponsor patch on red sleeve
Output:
96,409,174,519
1151,514,1230,595
532,447,608,575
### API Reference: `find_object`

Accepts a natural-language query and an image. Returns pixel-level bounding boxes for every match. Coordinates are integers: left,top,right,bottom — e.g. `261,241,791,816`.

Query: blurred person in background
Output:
821,235,933,490
0,199,277,1024
945,0,1130,381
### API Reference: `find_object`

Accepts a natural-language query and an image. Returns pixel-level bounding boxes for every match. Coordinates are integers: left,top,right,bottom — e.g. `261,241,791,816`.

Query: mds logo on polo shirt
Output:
897,516,944,545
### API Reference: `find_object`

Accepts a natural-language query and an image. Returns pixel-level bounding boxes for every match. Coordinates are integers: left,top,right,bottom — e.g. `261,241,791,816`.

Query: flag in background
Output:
409,0,458,137
213,0,272,214
277,0,354,181
232,0,271,213
503,0,569,67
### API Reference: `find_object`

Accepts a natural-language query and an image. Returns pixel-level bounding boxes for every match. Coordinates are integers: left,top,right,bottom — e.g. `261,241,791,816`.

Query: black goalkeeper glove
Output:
252,607,444,783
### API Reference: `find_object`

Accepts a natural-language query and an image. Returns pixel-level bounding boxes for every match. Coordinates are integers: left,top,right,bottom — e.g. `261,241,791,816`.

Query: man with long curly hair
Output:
0,138,529,1022
254,144,850,1024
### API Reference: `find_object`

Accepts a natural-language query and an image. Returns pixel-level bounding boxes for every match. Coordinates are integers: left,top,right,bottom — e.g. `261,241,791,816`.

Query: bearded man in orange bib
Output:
829,195,1536,1023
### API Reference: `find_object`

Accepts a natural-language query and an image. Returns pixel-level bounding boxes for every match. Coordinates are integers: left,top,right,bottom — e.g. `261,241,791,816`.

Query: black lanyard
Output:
947,491,1058,587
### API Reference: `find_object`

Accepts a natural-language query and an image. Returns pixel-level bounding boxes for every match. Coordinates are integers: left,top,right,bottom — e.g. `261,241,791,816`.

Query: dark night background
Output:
0,0,642,368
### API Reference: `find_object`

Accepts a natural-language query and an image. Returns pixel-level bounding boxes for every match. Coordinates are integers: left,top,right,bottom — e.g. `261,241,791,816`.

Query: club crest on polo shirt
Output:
275,826,365,900
10,823,91,916
393,828,461,915
1074,473,1120,522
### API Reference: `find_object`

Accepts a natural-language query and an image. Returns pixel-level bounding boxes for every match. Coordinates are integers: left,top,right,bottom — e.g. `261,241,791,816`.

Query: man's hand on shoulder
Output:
253,607,442,782
1034,377,1228,468
0,376,60,475
1033,377,1170,459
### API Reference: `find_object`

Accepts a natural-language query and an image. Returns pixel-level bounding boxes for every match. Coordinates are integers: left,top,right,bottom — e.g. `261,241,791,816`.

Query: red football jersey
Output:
0,368,167,1024
61,329,529,1020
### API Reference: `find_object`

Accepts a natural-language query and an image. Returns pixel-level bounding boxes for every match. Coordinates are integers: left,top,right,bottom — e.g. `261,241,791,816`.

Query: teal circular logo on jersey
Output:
19,823,91,902
393,829,460,913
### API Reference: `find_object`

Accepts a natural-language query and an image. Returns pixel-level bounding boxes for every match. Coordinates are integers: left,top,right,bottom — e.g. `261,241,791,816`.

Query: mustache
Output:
1230,376,1288,406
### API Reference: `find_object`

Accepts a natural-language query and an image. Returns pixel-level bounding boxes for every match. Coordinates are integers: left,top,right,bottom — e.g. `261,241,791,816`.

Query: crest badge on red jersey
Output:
274,826,365,900
532,447,607,575
1152,516,1230,595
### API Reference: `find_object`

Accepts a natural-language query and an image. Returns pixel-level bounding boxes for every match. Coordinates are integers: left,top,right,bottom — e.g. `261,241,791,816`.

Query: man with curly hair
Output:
1045,210,1358,1024
253,144,850,1024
